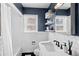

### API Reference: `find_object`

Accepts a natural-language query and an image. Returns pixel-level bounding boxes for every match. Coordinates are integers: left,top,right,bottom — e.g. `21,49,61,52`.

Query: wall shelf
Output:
45,10,55,32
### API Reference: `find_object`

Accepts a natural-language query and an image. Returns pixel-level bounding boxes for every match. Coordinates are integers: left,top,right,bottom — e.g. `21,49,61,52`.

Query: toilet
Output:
34,49,40,56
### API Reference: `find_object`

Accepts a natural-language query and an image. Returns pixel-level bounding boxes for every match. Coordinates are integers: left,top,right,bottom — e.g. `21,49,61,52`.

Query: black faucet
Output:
56,41,60,47
57,41,60,47
53,40,60,47
68,40,73,55
53,40,56,42
60,42,66,49
53,40,57,45
60,44,63,49
63,42,67,47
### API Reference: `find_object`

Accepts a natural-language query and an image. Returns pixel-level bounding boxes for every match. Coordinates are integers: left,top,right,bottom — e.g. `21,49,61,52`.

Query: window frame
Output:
24,14,38,32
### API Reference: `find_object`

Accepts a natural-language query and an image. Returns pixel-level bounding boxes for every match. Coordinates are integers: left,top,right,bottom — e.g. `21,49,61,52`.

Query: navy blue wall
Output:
23,8,48,31
48,3,70,16
67,8,70,15
55,9,70,16
76,3,79,35
14,3,23,14
48,3,56,12
14,3,70,31
75,3,79,35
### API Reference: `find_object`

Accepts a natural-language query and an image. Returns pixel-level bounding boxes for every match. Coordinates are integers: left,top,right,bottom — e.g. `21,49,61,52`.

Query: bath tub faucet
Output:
53,40,60,47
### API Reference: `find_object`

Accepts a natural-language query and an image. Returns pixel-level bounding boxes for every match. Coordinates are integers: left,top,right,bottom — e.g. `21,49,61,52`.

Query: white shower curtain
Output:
1,4,13,56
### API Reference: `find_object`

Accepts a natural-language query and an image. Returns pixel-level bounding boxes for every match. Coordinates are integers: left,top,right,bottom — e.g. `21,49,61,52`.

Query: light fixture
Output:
54,3,64,9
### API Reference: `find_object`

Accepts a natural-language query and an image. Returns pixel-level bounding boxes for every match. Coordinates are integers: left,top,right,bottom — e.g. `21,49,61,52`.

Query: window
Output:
55,16,67,32
24,14,38,32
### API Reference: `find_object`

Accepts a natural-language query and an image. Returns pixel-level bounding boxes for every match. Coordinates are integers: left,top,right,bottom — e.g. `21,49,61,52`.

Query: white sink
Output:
39,41,69,56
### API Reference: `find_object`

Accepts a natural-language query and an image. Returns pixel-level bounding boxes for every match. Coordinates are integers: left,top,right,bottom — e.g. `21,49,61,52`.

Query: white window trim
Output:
24,14,38,32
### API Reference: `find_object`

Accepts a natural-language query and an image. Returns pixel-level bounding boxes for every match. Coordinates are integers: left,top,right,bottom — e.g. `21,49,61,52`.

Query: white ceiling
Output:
57,3,71,9
22,3,50,8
